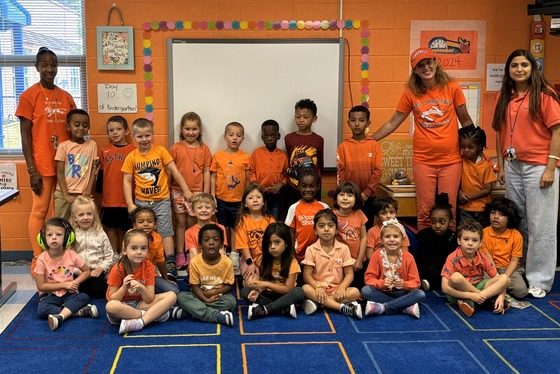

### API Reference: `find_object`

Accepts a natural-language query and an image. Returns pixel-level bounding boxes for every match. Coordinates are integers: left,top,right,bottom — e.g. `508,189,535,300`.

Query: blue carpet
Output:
2,274,560,373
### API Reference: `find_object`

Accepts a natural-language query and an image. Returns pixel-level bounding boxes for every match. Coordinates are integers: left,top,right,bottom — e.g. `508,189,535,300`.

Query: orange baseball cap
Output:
410,47,436,68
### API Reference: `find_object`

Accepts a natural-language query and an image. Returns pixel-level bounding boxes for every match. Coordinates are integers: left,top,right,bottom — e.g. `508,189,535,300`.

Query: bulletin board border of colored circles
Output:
141,19,370,121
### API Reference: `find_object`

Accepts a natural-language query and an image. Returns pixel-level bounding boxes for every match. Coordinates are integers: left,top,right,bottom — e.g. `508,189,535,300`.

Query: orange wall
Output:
2,0,559,255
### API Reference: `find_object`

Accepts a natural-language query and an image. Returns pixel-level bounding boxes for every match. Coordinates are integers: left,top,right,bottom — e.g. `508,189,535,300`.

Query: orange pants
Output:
412,162,461,231
29,175,56,278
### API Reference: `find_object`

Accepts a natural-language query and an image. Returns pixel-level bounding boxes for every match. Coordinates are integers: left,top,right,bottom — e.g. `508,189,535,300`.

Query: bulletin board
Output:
167,38,344,169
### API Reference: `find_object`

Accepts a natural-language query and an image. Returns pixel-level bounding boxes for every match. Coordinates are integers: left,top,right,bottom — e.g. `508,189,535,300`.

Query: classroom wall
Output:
1,0,559,257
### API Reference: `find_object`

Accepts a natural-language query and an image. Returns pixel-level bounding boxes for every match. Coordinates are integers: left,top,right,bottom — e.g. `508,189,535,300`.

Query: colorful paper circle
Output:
281,20,289,29
142,39,152,48
146,113,154,121
143,56,152,64
145,96,154,105
144,80,153,89
296,20,305,29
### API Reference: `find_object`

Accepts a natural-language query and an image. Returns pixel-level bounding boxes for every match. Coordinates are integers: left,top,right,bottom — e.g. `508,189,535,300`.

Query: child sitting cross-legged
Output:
441,219,510,317
301,209,362,319
361,219,426,319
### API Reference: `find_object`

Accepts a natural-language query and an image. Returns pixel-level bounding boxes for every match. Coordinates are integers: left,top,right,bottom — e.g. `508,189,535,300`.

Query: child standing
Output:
336,105,382,228
97,115,135,255
332,181,368,289
122,118,193,281
169,112,212,269
70,197,114,299
284,99,325,214
241,222,305,320
366,196,410,259
458,124,496,227
106,230,177,334
185,193,228,263
54,109,99,220
481,197,528,299
441,219,510,317
35,218,98,331
415,193,457,292
301,209,362,319
210,122,251,253
234,183,275,280
250,119,288,220
130,207,179,294
362,219,426,319
285,169,330,262
174,224,236,327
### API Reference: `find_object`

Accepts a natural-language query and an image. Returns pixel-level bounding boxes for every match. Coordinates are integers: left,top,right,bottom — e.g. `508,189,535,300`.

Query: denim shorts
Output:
135,198,173,238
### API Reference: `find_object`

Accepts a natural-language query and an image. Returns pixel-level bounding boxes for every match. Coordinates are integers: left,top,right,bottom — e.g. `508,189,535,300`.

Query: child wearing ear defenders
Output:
35,217,99,331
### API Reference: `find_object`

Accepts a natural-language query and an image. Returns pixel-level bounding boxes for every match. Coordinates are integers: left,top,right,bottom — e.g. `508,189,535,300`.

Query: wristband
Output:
548,155,560,161
245,258,253,266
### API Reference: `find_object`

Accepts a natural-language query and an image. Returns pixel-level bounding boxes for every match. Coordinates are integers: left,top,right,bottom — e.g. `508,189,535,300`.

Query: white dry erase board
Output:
167,38,344,169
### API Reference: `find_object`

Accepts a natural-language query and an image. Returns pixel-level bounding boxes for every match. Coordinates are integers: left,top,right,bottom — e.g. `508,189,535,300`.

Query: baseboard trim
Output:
1,251,33,262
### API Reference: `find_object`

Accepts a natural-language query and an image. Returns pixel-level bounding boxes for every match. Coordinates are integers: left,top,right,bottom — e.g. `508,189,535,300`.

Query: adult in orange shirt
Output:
17,47,77,277
492,49,560,299
372,47,474,231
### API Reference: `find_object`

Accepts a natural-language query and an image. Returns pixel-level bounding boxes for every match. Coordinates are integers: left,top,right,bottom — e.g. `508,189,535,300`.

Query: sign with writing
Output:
0,163,17,189
378,138,413,184
96,26,134,70
486,64,504,92
97,84,138,113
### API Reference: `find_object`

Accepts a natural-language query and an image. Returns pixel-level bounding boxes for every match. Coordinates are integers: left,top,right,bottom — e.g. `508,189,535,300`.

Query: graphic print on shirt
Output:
417,99,453,129
287,145,317,184
339,221,360,242
65,153,91,179
136,158,162,195
225,160,241,190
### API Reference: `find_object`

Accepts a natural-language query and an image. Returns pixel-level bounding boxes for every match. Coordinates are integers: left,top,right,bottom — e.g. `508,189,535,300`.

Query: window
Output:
0,0,86,155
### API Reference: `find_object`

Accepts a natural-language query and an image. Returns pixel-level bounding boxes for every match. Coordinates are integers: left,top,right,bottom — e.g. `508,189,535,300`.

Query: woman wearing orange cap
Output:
372,47,474,231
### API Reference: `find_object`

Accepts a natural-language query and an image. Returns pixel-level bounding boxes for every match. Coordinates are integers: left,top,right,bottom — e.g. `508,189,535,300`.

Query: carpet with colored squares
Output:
1,274,560,374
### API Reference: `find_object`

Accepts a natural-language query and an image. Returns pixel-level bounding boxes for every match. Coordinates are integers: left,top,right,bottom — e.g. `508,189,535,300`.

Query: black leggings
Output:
240,286,305,314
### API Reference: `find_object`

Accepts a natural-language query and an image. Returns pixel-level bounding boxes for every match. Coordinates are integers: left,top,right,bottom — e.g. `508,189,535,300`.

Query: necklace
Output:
185,143,198,173
39,82,60,149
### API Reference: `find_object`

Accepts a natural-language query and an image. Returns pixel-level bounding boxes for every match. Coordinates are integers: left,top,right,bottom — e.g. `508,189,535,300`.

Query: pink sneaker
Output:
176,252,187,270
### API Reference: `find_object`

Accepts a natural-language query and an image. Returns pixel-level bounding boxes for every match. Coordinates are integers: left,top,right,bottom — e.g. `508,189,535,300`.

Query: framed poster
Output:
97,26,134,70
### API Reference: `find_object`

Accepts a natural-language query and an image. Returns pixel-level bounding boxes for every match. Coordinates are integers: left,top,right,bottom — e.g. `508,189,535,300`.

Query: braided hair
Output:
458,124,487,149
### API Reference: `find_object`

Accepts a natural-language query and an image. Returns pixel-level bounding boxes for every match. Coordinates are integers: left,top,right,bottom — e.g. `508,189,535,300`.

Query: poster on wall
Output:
0,163,17,190
410,20,486,78
97,84,138,113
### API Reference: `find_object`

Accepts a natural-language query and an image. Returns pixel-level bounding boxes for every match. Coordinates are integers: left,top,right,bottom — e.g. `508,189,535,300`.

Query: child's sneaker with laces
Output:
171,306,185,320
285,304,297,319
247,304,267,321
421,279,430,291
341,301,362,320
457,299,475,317
301,299,318,315
166,260,178,282
403,303,421,319
176,252,188,270
48,314,63,331
364,301,385,316
528,286,546,299
76,304,98,318
119,318,144,334
215,311,234,327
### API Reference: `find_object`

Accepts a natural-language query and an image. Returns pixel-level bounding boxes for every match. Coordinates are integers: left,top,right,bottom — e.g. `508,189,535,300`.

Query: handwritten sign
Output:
0,163,17,189
97,84,138,113
486,63,504,91
378,139,413,184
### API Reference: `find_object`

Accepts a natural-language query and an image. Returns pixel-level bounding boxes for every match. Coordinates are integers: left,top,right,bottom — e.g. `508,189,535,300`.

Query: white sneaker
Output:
421,279,430,291
302,299,318,315
528,286,546,299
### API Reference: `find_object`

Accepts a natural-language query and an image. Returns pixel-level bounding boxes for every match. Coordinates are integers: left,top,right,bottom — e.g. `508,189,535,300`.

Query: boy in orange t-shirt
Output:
210,122,251,250
250,119,288,220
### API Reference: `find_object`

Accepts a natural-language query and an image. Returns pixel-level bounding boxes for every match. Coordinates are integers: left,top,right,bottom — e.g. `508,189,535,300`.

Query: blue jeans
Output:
37,292,90,318
155,276,180,294
265,192,282,221
361,286,425,315
505,160,559,291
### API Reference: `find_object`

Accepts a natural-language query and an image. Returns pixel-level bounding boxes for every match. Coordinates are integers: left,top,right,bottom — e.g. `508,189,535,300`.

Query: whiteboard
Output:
167,38,344,169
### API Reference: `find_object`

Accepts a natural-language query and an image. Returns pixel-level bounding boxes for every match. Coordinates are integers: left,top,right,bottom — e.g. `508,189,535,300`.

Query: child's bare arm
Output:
84,159,100,196
354,224,368,271
167,160,192,200
123,173,135,213
503,257,520,277
462,181,493,202
202,167,211,193
210,173,217,199
56,160,73,204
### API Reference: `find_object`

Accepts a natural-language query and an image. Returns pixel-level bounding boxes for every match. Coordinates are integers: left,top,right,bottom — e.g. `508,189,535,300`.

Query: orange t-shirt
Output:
498,91,560,165
99,143,136,207
336,137,382,197
15,83,76,176
396,81,466,165
459,156,497,212
334,209,367,259
249,146,288,189
185,223,229,254
480,226,523,268
169,142,212,192
106,260,156,302
210,149,251,202
285,200,330,261
122,145,174,201
235,214,276,263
